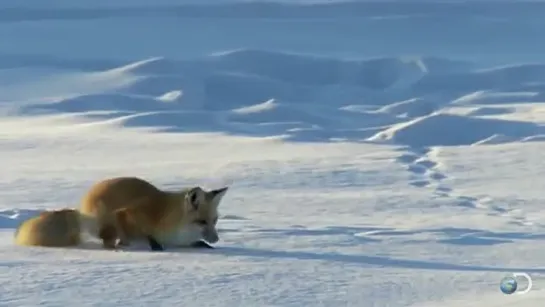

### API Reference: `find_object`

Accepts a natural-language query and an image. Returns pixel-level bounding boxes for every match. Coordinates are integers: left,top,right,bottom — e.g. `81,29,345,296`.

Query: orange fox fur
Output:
79,176,228,251
14,208,95,247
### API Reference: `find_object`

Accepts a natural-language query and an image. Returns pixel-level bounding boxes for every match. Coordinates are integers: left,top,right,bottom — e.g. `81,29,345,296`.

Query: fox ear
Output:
186,187,200,210
208,186,229,208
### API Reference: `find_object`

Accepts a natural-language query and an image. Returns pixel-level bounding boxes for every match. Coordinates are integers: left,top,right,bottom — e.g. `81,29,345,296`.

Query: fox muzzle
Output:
203,228,219,244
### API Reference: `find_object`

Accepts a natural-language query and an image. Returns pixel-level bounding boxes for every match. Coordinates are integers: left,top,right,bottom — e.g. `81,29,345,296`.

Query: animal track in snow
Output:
394,146,493,211
395,146,447,191
393,147,535,226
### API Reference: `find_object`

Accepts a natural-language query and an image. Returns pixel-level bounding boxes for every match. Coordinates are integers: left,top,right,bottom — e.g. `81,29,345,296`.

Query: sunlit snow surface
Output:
1,1,545,306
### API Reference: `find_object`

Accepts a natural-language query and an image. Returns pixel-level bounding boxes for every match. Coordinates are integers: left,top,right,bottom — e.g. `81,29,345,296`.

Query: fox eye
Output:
196,220,207,226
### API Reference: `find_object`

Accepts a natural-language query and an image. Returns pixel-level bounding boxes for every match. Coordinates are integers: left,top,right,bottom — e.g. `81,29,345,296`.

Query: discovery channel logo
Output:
500,273,533,295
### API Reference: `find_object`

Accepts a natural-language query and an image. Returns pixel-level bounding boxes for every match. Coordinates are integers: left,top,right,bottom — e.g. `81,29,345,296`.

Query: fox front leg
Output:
98,224,119,250
146,235,165,251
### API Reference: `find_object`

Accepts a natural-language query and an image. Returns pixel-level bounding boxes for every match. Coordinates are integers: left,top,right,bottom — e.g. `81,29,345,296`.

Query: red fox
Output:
79,176,229,251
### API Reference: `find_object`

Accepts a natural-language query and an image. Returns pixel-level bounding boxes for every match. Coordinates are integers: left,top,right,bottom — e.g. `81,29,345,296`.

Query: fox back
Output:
80,176,165,217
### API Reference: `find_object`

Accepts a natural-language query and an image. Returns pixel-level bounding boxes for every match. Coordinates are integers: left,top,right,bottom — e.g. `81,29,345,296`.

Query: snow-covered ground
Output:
2,0,545,306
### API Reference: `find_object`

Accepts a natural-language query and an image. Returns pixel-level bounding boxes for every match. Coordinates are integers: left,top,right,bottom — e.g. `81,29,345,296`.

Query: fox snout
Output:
202,227,219,244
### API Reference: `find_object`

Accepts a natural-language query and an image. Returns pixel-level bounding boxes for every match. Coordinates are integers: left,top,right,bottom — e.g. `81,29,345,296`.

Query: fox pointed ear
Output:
208,186,229,207
186,187,201,210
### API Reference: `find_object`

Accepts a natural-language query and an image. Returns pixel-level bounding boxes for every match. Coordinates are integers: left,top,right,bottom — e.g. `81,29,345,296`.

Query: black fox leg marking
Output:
98,225,118,250
146,236,164,251
190,240,214,249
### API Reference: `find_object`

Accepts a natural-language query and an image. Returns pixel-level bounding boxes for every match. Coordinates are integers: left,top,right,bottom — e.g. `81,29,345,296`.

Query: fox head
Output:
184,186,229,244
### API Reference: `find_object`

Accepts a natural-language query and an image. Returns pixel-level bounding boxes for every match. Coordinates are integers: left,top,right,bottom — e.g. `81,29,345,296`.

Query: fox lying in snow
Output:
79,176,229,251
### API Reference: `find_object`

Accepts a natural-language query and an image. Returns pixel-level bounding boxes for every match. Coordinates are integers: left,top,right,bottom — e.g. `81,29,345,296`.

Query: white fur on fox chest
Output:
154,224,203,247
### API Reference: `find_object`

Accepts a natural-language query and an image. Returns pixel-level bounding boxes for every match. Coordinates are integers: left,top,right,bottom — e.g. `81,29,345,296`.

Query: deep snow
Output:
1,1,545,306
